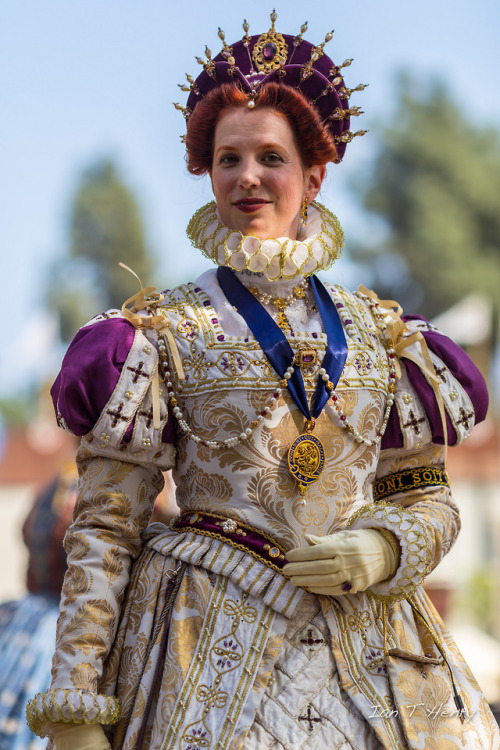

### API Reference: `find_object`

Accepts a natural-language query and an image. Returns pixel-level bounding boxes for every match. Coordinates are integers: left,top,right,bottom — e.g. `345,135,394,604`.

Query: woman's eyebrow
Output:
215,141,286,154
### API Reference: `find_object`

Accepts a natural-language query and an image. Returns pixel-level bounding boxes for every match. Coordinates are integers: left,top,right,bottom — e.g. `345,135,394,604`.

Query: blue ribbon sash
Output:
216,267,347,421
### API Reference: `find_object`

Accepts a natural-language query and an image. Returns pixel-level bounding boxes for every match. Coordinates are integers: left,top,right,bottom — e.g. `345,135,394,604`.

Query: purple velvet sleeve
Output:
51,318,175,443
381,315,489,450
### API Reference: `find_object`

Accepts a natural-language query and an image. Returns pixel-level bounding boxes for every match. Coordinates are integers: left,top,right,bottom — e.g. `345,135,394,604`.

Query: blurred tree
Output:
351,74,500,318
0,397,34,428
454,566,500,637
49,159,154,341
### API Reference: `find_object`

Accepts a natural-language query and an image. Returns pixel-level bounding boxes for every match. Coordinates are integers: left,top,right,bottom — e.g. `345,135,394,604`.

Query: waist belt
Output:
169,510,288,573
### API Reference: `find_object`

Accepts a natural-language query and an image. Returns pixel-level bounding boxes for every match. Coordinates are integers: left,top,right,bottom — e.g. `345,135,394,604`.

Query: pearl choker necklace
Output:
186,201,344,281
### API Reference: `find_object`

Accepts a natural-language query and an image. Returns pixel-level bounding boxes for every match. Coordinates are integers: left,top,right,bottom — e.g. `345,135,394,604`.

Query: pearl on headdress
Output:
247,100,256,109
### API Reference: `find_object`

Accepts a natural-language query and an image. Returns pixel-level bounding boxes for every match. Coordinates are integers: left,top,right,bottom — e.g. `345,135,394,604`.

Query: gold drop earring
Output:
299,200,308,229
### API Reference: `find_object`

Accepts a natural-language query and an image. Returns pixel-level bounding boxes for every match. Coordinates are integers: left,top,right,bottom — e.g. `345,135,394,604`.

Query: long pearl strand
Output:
156,292,397,449
157,335,283,448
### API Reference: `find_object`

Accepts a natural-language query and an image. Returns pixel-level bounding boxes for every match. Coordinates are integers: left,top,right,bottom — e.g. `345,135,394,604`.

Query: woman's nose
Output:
237,159,260,189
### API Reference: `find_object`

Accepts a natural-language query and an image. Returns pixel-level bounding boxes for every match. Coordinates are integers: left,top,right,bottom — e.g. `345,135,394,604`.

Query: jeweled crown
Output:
174,10,367,162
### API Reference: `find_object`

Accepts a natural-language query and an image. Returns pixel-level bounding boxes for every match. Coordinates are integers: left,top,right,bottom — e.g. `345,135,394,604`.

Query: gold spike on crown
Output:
251,11,288,73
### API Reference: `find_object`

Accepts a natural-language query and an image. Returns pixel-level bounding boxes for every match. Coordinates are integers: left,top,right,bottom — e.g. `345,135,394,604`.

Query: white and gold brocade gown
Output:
27,206,499,749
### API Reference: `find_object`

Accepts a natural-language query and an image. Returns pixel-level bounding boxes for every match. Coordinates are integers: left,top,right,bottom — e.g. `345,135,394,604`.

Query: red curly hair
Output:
186,82,337,175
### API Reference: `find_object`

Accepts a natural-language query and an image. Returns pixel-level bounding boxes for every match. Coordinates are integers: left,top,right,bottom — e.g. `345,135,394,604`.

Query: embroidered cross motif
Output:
298,704,322,732
457,408,474,430
435,365,447,383
299,629,325,652
217,352,249,376
139,408,153,429
127,361,149,383
403,410,425,434
106,403,129,428
353,352,373,376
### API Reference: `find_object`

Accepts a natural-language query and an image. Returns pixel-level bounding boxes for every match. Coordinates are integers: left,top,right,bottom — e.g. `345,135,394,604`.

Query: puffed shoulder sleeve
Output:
51,312,175,469
381,315,488,450
27,312,175,739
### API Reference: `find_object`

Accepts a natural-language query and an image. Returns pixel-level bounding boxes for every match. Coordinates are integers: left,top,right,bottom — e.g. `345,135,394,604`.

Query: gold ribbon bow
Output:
358,285,448,456
119,263,185,430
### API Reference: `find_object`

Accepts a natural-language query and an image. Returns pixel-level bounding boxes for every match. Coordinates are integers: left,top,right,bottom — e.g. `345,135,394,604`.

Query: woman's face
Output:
210,107,325,240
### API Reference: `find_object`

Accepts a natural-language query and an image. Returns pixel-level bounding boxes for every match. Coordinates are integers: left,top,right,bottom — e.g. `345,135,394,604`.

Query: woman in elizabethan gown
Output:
27,12,499,750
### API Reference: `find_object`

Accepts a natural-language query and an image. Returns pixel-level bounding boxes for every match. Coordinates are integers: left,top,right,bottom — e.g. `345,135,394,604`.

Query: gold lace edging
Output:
26,689,120,738
186,200,344,280
347,502,432,604
375,527,401,579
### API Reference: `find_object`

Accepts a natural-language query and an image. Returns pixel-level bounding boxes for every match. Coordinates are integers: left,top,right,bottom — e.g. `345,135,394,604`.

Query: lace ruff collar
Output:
187,201,344,281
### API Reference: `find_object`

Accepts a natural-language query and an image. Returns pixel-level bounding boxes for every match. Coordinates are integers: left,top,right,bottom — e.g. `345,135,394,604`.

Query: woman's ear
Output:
304,165,326,203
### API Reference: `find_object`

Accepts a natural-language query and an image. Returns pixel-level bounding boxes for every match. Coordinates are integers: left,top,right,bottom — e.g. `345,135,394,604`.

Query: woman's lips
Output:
233,198,271,214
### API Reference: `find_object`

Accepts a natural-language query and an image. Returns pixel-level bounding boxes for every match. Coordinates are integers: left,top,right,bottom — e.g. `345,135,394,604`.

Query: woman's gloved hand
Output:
283,529,399,596
52,723,111,750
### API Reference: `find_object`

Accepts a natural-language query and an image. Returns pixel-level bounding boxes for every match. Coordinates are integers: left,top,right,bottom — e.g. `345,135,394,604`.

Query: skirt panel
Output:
244,595,382,750
99,536,500,750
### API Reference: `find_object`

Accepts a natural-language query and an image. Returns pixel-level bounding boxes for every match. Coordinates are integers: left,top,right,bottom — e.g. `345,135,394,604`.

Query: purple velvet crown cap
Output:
186,29,360,162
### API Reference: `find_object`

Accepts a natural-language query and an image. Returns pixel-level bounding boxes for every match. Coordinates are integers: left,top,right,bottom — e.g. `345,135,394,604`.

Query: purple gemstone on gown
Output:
262,42,277,60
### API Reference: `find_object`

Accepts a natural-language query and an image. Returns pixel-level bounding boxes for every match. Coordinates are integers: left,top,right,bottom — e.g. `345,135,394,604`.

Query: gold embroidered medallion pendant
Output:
287,432,325,496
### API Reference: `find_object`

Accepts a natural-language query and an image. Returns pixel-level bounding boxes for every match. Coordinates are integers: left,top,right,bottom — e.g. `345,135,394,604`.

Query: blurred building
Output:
425,417,500,704
0,420,75,600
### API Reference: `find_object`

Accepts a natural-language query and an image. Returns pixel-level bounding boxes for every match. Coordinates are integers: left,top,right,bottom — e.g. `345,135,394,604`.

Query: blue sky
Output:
1,0,500,396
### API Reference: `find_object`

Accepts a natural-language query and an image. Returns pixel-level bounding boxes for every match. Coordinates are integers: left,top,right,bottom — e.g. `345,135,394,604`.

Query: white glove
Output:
52,723,111,750
283,529,399,596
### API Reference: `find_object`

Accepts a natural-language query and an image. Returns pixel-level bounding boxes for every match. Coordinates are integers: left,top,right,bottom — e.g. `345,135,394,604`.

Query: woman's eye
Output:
220,154,238,165
262,153,283,164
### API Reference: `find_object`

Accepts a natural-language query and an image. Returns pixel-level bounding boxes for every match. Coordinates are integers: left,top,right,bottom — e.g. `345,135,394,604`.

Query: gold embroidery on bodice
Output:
161,280,390,549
